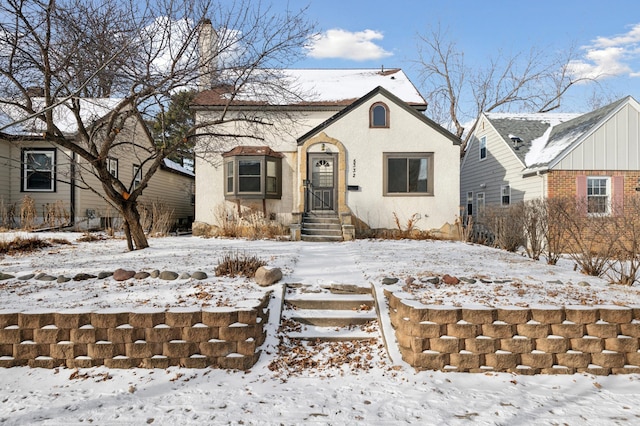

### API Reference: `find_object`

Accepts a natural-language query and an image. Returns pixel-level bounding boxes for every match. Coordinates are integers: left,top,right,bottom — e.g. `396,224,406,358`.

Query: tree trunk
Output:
119,201,149,250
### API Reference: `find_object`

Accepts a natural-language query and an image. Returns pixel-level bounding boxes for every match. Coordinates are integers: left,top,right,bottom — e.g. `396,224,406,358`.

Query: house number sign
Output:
352,159,356,178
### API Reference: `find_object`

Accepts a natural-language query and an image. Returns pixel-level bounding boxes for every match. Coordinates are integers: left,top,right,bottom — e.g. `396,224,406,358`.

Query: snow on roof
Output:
0,98,121,136
162,158,195,177
194,68,426,107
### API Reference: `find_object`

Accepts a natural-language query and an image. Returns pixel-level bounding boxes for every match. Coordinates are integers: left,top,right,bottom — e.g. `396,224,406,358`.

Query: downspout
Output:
69,151,76,229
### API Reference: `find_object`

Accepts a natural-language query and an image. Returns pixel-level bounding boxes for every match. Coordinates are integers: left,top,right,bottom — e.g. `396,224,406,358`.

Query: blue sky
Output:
282,0,640,112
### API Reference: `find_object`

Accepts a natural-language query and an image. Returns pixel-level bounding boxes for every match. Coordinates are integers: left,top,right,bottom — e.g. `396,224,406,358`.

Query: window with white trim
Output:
466,192,473,216
384,153,434,195
587,177,610,214
477,192,485,216
479,136,487,160
22,148,55,192
501,184,511,206
133,164,142,189
107,157,118,178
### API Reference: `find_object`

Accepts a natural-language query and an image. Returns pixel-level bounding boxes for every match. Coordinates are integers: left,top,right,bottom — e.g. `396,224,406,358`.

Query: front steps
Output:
300,213,343,242
280,283,379,341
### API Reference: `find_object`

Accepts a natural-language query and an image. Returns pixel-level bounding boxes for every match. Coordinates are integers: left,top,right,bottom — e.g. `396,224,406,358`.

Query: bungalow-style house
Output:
0,99,195,230
192,68,461,240
460,96,640,218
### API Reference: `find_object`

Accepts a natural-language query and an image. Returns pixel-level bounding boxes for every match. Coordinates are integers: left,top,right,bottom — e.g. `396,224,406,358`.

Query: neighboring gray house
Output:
0,99,195,230
460,96,640,217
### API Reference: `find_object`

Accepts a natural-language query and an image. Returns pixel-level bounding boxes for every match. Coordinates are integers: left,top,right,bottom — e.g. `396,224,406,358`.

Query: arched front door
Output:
307,153,337,212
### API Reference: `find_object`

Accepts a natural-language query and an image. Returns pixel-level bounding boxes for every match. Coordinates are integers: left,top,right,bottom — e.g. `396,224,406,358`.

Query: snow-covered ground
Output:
1,233,640,425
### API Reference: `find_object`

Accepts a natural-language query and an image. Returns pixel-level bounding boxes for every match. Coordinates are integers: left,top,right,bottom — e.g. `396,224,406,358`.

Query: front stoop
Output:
300,213,343,242
280,283,381,341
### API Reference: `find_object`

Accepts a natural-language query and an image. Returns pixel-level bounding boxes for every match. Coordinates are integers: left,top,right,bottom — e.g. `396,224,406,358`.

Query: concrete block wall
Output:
0,295,269,370
386,290,640,375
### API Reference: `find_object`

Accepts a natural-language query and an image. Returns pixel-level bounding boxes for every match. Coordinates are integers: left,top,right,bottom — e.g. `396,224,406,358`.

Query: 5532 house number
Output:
352,159,356,178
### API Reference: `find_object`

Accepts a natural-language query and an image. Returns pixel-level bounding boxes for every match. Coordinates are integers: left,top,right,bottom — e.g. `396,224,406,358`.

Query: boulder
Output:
442,274,460,285
98,271,113,279
134,271,150,280
254,266,282,286
73,273,97,281
159,271,179,281
191,271,208,280
382,277,399,285
113,269,136,281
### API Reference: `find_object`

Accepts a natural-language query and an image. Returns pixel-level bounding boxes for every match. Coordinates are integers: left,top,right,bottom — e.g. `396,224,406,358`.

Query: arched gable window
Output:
370,102,389,128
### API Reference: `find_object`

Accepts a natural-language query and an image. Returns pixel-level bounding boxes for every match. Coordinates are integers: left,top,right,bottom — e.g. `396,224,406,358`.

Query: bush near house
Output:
471,197,640,286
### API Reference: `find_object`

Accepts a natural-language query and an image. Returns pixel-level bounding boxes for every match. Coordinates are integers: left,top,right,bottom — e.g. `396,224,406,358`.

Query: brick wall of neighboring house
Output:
547,170,640,202
387,290,640,375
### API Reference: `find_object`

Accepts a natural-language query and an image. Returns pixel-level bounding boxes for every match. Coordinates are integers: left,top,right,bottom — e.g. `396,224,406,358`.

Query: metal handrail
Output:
304,180,332,211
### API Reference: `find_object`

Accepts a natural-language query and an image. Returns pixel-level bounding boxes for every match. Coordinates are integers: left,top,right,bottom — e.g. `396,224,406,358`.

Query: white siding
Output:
556,104,640,170
460,117,544,212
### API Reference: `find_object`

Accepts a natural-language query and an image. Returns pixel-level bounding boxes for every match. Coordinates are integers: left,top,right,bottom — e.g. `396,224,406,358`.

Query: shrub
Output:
481,204,525,252
215,251,267,277
19,196,36,230
214,205,287,239
0,236,51,255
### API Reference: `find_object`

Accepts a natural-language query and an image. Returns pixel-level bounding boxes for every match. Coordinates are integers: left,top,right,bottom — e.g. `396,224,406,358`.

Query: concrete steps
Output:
280,283,380,342
301,213,343,242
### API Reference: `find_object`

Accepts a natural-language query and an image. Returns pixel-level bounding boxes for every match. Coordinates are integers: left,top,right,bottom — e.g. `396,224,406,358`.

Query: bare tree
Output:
415,26,602,154
0,0,314,250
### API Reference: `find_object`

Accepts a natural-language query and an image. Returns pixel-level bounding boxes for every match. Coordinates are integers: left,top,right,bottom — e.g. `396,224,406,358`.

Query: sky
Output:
282,0,640,113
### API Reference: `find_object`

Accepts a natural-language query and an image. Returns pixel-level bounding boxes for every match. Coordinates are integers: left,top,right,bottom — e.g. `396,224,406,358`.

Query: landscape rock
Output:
179,272,191,280
113,269,136,281
73,273,97,281
421,277,440,285
159,271,179,281
382,277,399,285
134,271,150,280
191,271,208,280
459,277,477,284
37,274,57,282
18,274,35,280
150,270,160,278
0,273,15,281
57,276,71,283
254,266,282,286
98,271,113,279
578,281,590,287
442,274,460,285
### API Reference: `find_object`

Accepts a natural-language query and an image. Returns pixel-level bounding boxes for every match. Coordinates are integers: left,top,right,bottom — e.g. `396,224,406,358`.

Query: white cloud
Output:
568,24,640,80
306,28,393,61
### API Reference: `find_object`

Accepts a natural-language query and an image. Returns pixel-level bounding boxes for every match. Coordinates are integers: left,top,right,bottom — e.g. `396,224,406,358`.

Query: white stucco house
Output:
192,68,461,240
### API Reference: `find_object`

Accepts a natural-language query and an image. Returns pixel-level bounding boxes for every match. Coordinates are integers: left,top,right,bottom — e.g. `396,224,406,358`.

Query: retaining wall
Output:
0,294,269,370
386,290,640,375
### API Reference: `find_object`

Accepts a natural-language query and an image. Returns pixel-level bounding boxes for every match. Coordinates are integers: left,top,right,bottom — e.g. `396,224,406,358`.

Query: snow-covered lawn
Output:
1,233,639,424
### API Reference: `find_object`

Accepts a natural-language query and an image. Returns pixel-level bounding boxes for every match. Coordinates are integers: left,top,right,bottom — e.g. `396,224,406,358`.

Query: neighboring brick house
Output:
460,96,640,218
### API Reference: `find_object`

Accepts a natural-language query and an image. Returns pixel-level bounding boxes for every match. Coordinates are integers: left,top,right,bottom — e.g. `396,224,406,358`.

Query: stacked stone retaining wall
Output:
386,290,640,375
0,295,269,370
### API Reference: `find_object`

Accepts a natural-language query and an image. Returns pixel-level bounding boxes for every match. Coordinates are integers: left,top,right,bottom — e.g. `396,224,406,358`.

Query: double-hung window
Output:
107,158,118,179
22,148,56,192
133,165,142,189
501,184,511,206
384,153,434,195
587,177,609,214
479,136,487,160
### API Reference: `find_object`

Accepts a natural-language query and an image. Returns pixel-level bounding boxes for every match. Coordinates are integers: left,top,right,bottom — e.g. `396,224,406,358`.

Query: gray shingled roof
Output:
484,96,632,169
